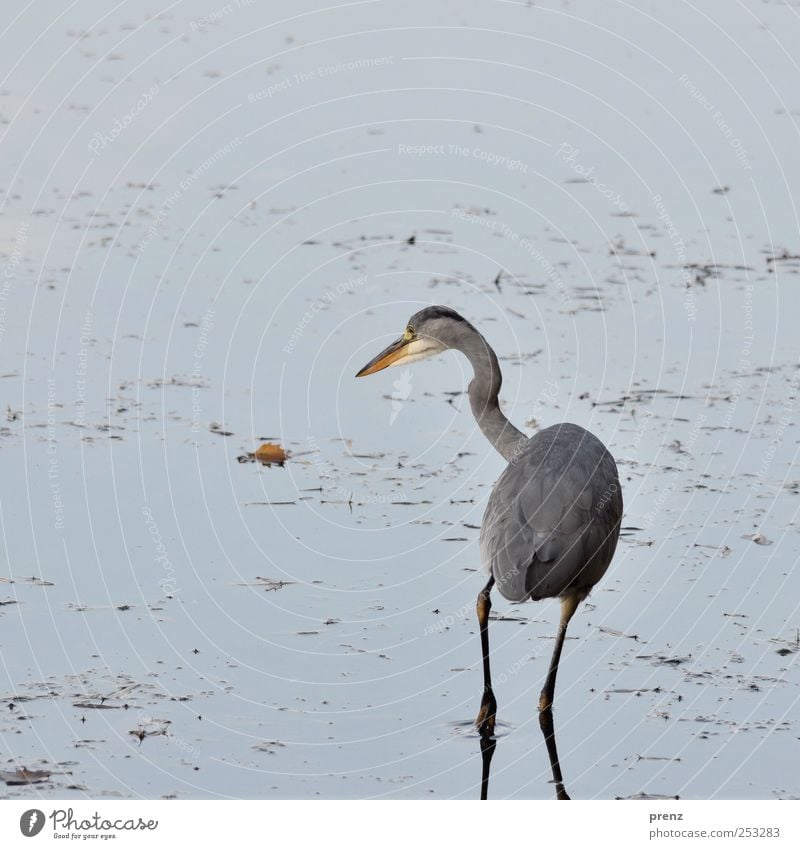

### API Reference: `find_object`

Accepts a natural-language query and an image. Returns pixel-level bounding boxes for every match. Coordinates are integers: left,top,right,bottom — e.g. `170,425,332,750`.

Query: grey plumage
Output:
480,422,622,603
358,305,622,605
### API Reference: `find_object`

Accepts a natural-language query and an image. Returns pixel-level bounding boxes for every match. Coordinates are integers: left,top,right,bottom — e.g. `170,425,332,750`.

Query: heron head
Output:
355,306,468,377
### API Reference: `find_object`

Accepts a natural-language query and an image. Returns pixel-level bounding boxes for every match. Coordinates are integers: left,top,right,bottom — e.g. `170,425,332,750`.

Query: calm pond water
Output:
1,0,798,800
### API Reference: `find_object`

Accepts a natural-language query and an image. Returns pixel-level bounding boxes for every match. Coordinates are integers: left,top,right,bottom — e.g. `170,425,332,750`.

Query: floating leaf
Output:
254,443,288,466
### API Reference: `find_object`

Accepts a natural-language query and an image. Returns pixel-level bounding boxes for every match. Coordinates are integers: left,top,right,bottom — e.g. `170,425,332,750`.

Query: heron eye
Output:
403,326,415,341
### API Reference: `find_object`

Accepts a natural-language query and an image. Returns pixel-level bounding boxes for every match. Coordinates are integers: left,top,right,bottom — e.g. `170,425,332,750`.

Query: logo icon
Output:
20,810,45,837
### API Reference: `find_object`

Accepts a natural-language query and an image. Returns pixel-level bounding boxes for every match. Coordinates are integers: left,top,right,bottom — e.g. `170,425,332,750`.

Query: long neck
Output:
455,326,526,462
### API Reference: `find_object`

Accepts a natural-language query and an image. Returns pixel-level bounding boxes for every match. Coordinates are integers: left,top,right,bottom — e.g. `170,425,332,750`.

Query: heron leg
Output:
538,591,580,801
475,575,497,739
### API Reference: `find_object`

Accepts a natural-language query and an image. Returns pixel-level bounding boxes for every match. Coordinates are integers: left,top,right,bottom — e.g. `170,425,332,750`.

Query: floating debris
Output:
636,655,691,667
0,767,58,785
489,613,528,623
0,576,55,586
606,687,662,694
598,626,639,641
694,543,732,558
741,533,772,546
129,721,170,744
253,740,286,753
616,792,680,800
766,248,800,266
237,577,296,592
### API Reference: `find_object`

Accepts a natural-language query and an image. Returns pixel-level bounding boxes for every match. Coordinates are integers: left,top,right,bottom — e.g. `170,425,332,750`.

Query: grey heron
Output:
356,305,623,799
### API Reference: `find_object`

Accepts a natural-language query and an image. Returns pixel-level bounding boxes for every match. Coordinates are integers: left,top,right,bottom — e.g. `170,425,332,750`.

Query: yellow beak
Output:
355,337,410,377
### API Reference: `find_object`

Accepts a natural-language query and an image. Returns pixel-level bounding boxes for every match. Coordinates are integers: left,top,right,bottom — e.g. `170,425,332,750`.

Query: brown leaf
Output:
254,443,288,466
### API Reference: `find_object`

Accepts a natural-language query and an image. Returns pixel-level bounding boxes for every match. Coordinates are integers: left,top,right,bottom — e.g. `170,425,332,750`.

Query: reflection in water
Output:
479,733,496,801
538,704,571,801
478,705,571,800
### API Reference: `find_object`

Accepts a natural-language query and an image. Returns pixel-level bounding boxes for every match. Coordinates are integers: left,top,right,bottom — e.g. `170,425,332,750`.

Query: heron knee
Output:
476,588,492,626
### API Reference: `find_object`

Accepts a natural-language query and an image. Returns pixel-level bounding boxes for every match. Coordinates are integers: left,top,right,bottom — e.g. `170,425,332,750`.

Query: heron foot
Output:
475,687,497,737
555,783,571,801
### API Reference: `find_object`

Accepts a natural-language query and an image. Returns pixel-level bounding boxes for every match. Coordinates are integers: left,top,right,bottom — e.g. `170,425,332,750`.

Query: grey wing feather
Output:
479,423,622,603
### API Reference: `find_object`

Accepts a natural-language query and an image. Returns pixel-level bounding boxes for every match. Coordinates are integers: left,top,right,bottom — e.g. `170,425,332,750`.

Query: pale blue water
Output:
0,0,798,800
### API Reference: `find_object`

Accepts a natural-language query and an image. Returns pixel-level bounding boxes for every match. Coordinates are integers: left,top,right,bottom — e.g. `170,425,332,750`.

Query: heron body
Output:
481,422,622,604
357,305,623,799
